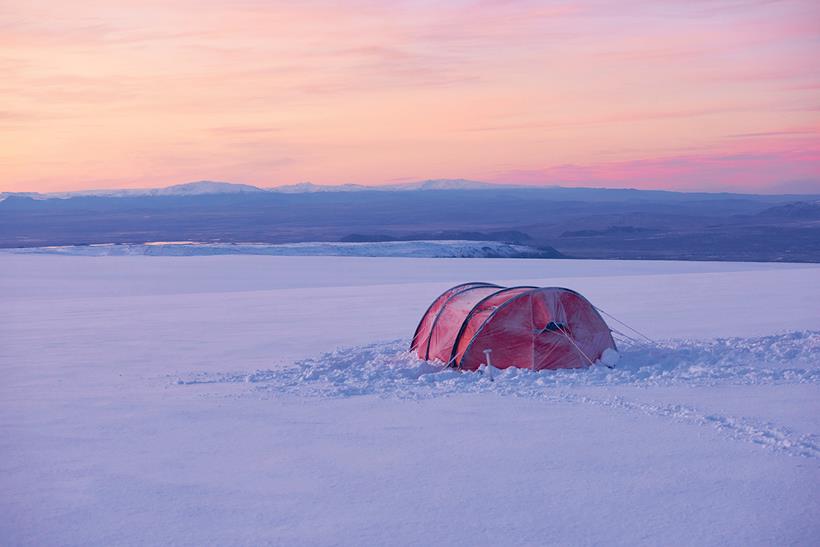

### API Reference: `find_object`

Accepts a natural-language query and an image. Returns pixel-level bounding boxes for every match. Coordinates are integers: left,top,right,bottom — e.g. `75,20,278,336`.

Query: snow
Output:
600,347,620,367
2,240,554,259
1,255,819,546
375,178,504,191
148,181,265,195
0,180,264,201
269,181,371,193
0,179,510,201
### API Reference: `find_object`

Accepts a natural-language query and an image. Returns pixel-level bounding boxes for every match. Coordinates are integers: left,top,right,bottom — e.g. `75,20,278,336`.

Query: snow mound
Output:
176,331,820,396
3,241,555,259
176,331,820,458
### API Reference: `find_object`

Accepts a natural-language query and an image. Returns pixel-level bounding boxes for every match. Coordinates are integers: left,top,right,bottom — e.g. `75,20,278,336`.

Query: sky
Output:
1,0,819,193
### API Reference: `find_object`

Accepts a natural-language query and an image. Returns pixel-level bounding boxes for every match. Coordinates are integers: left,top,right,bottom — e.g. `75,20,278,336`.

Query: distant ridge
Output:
270,182,371,193
378,179,506,191
271,179,513,192
3,179,819,203
152,181,265,195
1,179,515,201
0,180,265,201
2,180,818,262
755,200,820,220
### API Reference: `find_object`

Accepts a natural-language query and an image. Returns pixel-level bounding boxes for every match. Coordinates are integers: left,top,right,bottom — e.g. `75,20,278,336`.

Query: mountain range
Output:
1,181,818,262
0,179,510,201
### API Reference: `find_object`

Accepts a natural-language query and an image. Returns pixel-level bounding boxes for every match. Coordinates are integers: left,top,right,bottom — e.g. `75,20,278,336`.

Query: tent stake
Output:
483,349,494,381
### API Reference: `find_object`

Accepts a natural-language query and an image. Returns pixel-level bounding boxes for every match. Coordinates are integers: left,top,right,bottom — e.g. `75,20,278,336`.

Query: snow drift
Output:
175,332,820,458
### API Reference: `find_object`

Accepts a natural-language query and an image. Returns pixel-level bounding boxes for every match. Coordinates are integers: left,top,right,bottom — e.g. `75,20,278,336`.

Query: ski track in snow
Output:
563,393,820,459
174,331,820,458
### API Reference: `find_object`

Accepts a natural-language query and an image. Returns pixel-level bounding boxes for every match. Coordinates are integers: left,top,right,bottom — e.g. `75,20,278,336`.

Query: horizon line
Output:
2,178,819,197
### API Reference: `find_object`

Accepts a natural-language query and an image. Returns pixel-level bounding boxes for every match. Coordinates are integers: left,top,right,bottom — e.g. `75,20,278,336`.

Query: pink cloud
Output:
492,145,820,192
1,0,819,192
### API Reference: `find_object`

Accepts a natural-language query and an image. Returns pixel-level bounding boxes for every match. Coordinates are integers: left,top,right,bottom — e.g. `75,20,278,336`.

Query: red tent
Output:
411,283,617,371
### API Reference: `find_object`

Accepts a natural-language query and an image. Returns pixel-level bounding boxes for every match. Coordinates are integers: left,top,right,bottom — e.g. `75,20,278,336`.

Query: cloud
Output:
1,0,819,192
726,129,820,138
207,126,283,135
463,104,783,133
491,145,820,192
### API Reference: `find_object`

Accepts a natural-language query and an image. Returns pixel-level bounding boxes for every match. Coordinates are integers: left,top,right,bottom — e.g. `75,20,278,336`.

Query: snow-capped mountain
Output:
1,179,513,201
384,179,505,191
269,182,372,193
0,181,265,201
268,179,509,192
148,181,265,196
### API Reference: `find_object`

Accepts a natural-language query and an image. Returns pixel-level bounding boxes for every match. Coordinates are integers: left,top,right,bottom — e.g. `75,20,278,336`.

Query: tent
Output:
410,282,617,371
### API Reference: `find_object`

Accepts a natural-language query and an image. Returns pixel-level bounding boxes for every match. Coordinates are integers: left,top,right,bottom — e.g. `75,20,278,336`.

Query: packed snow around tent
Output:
1,255,819,546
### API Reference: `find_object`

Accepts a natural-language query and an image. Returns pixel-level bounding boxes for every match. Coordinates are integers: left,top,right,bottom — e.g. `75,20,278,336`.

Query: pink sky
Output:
1,0,819,193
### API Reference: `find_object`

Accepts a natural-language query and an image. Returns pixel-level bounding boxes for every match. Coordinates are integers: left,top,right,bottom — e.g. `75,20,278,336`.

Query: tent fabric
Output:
410,282,499,360
411,283,616,371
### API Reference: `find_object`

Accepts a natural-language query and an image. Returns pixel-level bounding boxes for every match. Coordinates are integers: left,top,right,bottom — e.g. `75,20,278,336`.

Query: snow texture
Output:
177,333,820,457
179,331,820,394
2,240,553,258
1,255,819,546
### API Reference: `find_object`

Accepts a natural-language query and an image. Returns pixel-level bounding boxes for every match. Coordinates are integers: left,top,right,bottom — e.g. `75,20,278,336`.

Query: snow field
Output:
1,255,819,546
1,240,553,259
177,332,820,458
